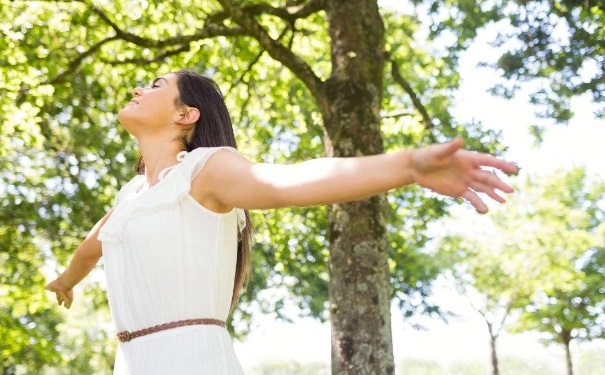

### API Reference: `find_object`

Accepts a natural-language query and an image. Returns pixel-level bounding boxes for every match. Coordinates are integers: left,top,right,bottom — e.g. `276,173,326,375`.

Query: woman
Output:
46,69,518,374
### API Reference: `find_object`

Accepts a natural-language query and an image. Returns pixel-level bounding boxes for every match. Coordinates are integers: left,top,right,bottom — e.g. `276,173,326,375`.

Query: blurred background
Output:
1,0,603,374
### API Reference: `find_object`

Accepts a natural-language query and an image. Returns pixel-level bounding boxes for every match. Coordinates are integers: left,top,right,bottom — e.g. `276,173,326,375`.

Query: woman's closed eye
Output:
149,77,167,89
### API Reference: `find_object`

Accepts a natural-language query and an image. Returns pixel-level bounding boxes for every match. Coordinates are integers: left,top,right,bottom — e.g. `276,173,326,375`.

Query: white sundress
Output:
98,147,247,374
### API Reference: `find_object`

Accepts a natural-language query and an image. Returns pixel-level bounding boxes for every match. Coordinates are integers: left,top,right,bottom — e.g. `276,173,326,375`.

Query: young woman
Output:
46,69,518,374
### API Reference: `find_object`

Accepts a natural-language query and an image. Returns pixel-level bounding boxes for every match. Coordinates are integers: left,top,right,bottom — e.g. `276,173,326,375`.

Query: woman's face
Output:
117,73,182,138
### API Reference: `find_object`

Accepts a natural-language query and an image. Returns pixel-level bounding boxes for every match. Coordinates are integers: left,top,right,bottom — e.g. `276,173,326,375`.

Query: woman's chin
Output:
116,111,137,134
117,105,136,123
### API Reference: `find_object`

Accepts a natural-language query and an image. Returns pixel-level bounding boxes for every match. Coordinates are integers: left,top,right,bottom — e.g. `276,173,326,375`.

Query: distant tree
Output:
515,247,605,375
444,168,605,375
511,169,605,375
443,232,536,375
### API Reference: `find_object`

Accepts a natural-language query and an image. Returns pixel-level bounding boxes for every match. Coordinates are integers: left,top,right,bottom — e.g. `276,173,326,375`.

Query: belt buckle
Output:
117,331,132,342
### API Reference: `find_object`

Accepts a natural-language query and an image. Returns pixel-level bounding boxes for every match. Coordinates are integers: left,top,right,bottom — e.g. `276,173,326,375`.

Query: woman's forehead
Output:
163,73,177,81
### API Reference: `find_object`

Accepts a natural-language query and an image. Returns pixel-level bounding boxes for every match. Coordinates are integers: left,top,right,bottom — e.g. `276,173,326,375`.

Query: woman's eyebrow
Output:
151,77,168,85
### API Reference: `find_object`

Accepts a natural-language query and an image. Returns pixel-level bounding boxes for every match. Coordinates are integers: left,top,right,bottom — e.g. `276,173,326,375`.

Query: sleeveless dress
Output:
98,147,246,375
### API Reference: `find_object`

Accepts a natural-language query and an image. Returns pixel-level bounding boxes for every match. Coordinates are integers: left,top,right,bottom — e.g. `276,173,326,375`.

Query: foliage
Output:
40,281,116,375
249,360,328,375
443,167,605,375
0,224,63,373
511,169,605,349
417,0,605,121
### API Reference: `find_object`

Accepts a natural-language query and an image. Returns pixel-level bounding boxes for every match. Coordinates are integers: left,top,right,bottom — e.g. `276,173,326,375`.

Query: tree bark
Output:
322,1,393,374
490,334,500,375
562,331,574,375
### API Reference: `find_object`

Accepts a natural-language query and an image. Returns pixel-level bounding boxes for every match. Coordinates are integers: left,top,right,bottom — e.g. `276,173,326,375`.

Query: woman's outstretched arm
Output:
192,138,518,213
45,209,113,309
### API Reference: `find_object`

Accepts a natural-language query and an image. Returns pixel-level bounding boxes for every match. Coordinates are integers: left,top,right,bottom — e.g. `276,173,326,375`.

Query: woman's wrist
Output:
55,273,74,291
396,149,417,187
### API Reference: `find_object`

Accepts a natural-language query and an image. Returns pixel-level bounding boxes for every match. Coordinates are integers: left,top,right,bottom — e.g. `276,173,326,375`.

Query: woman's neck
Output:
137,137,184,186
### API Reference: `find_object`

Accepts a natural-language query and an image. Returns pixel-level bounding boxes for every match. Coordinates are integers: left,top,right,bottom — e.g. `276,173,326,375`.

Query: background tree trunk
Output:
322,1,394,373
490,335,500,375
562,331,574,375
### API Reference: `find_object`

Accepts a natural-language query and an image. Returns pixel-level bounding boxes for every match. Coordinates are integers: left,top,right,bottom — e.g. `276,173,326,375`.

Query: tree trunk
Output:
322,1,393,374
490,334,499,375
562,331,574,375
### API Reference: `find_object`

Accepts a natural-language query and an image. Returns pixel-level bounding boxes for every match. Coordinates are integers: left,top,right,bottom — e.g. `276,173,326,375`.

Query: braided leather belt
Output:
116,318,226,343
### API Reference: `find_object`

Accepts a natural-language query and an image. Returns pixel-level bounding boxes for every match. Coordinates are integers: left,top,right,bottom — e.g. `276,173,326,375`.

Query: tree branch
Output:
226,25,292,97
45,3,246,86
48,35,120,85
389,57,433,130
226,49,266,98
493,298,517,338
90,5,247,48
207,0,325,24
381,110,415,119
216,0,325,104
101,44,191,66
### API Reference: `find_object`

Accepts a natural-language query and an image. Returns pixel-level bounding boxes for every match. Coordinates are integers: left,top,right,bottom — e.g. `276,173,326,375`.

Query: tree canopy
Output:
418,0,605,122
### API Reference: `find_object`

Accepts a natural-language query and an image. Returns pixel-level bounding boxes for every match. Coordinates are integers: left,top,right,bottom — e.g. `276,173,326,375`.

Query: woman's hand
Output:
409,137,518,213
45,278,73,309
43,209,111,310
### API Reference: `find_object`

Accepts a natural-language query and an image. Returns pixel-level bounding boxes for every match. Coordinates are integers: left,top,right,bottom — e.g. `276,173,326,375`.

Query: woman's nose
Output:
131,87,143,97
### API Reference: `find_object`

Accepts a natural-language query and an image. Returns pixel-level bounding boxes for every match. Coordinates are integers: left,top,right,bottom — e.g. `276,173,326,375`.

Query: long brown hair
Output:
136,69,252,312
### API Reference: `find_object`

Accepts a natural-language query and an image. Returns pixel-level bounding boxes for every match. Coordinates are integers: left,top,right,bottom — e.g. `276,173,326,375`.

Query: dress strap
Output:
157,151,190,181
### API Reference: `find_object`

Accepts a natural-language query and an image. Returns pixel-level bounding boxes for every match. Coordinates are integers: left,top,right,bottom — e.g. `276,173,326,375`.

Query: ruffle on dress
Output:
98,147,246,244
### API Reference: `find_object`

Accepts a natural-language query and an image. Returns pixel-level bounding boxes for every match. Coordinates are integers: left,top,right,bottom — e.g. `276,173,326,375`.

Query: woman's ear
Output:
176,108,200,125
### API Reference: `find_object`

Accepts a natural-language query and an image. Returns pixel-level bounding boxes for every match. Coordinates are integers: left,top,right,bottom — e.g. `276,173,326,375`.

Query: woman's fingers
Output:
59,292,71,308
423,141,517,213
438,137,464,158
48,286,72,309
470,181,506,203
57,293,71,309
462,189,488,214
475,153,518,175
422,138,465,163
473,169,514,194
